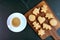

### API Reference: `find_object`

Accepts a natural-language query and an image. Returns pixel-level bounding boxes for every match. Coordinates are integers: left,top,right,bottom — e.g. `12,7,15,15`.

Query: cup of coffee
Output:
7,12,27,32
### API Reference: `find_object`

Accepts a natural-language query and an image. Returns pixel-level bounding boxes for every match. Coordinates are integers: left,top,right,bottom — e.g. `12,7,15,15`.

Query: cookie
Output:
38,29,45,36
43,23,52,30
33,8,40,15
41,5,48,13
29,14,36,21
45,13,54,19
38,16,45,24
33,21,41,29
50,19,57,26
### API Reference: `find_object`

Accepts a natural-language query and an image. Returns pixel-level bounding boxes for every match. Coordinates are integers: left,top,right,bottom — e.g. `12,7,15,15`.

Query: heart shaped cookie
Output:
38,16,46,24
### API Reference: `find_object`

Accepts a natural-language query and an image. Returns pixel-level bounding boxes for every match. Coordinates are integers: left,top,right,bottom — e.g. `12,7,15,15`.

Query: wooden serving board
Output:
25,1,60,40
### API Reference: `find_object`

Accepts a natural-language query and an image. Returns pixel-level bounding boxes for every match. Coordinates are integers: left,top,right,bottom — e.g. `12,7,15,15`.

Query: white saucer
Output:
7,12,27,32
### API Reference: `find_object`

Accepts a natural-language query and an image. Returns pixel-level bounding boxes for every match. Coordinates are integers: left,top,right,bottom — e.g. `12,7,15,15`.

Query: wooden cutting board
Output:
25,1,60,40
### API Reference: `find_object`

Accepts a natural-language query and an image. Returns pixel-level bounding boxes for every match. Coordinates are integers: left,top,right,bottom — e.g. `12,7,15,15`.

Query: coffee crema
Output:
12,17,21,27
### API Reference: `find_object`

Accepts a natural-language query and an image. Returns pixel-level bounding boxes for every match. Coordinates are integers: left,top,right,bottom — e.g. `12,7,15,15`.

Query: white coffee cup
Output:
7,12,27,32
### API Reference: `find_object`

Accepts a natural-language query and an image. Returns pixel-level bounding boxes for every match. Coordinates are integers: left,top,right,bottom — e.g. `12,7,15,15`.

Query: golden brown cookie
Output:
33,8,40,15
33,21,41,29
45,13,54,19
29,14,36,21
43,23,52,30
38,29,45,36
38,16,46,24
50,19,57,26
41,5,48,13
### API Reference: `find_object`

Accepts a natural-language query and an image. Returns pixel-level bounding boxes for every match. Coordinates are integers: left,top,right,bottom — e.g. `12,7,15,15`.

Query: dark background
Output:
0,0,60,40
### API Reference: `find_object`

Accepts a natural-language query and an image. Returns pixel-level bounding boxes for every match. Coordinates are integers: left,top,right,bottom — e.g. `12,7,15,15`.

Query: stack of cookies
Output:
25,1,60,40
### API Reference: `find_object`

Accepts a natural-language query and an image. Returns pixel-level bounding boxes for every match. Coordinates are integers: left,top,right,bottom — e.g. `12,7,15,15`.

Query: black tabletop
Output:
0,0,60,40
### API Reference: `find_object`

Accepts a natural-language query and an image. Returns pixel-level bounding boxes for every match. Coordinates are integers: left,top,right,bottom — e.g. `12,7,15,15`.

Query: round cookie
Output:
50,19,57,26
29,14,36,21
